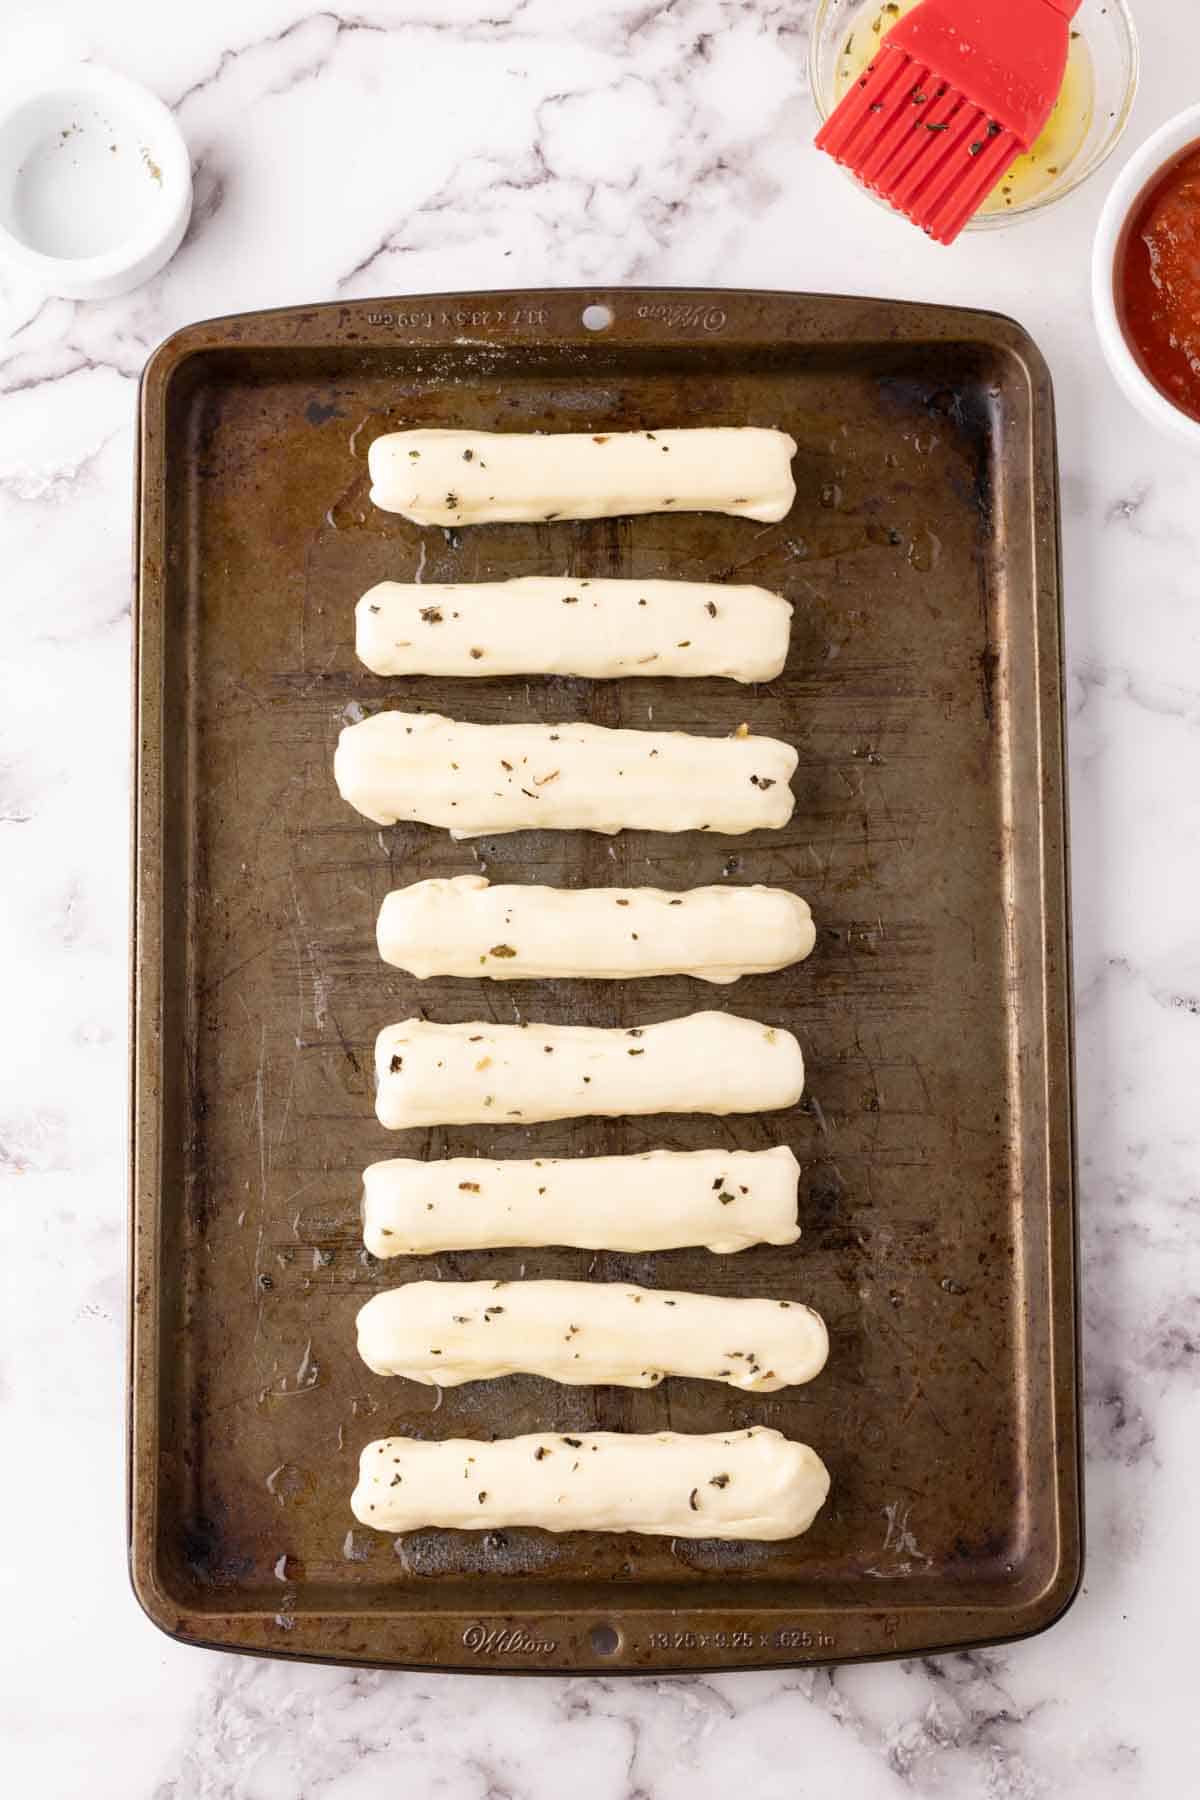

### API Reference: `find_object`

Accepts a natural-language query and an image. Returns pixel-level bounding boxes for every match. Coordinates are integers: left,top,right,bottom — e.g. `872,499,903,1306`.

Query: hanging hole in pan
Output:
581,303,614,332
589,1622,621,1656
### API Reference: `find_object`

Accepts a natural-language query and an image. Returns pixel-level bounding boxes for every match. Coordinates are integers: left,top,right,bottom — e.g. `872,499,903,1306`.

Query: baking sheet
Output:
129,288,1079,1671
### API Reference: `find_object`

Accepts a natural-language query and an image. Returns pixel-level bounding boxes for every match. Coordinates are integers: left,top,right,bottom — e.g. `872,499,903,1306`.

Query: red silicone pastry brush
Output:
815,0,1083,244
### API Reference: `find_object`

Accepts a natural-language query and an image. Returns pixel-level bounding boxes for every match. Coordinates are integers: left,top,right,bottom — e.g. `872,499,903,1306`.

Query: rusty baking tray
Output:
130,288,1079,1672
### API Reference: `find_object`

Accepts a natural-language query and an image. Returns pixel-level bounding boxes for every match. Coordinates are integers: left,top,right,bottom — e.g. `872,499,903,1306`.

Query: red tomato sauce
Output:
1118,142,1200,423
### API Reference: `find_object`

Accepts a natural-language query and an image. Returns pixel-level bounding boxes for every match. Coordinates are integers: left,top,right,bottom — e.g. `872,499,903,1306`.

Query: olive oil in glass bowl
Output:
808,0,1139,230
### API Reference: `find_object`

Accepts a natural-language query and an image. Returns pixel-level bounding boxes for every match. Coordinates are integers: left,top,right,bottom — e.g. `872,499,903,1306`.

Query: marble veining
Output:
1,2,1197,1796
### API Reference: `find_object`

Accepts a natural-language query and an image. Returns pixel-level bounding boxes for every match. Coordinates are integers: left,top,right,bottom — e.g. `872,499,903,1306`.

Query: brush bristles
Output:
816,45,1024,245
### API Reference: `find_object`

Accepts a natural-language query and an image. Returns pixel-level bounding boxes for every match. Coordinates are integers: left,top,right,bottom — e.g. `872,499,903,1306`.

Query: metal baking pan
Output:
130,288,1079,1672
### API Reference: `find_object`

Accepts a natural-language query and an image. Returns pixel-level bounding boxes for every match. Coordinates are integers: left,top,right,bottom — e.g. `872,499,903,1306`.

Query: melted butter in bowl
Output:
832,0,1095,215
809,0,1139,230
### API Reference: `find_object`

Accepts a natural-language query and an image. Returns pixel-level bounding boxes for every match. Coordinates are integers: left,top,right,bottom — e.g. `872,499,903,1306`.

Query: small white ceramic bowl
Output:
1093,101,1200,449
0,62,192,300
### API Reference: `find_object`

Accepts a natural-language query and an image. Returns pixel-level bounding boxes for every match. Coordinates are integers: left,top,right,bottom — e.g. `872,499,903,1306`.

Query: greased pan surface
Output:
130,290,1079,1672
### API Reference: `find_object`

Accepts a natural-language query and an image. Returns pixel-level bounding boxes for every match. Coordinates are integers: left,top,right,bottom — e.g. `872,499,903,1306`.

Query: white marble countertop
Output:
2,2,1197,1795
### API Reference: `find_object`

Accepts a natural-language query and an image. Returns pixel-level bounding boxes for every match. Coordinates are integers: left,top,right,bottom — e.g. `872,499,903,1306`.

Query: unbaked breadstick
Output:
334,710,797,836
356,1279,828,1392
374,1012,804,1129
355,576,792,682
351,1428,830,1541
367,426,797,526
362,1146,802,1257
376,877,815,984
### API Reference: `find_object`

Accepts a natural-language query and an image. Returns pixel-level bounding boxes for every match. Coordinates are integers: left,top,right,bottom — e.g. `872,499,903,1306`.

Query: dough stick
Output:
356,1279,828,1393
376,877,815,983
355,576,792,682
334,710,797,836
367,426,797,526
374,1012,805,1128
351,1428,830,1541
362,1146,802,1257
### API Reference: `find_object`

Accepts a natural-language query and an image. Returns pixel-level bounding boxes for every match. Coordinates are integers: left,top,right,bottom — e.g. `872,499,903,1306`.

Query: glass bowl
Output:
809,0,1140,231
